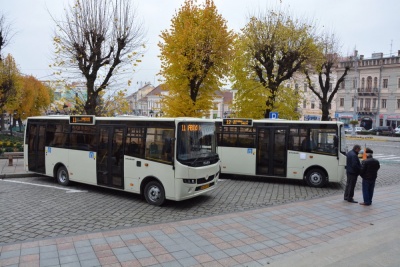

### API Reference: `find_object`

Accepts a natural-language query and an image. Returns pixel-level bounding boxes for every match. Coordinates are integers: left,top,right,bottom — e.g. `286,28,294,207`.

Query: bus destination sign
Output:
69,115,95,125
222,118,253,126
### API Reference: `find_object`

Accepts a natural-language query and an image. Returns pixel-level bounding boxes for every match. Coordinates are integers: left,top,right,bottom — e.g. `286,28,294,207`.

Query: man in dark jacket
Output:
344,144,361,203
359,148,380,206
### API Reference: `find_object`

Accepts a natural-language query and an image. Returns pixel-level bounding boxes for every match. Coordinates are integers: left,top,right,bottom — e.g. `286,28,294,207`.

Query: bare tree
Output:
52,0,145,115
0,13,14,61
304,32,350,121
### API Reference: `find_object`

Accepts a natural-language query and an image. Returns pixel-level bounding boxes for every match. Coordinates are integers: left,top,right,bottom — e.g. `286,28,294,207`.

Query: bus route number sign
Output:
222,118,253,126
69,115,95,125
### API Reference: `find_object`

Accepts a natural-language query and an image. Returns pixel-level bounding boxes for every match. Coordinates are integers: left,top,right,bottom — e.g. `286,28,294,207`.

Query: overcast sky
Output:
2,0,400,93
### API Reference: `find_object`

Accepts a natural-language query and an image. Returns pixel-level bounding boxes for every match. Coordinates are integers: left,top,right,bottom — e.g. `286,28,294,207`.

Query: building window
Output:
359,98,364,109
304,83,308,92
303,100,307,108
372,98,377,108
295,83,299,90
365,98,371,110
383,79,388,88
311,101,315,109
353,78,356,89
374,77,378,88
329,83,333,92
361,77,365,89
382,99,387,109
351,98,354,107
341,80,345,89
340,98,344,107
397,99,400,109
367,76,372,90
319,102,322,109
398,78,400,88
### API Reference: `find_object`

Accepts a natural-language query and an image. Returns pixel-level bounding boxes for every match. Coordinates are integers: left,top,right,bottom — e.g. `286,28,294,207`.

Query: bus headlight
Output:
183,179,196,184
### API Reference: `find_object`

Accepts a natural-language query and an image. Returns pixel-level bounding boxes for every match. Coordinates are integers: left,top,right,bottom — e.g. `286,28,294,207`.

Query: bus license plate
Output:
200,184,210,190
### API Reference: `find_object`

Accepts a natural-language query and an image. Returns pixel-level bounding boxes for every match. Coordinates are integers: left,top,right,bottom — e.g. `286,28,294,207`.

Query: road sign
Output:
269,112,279,119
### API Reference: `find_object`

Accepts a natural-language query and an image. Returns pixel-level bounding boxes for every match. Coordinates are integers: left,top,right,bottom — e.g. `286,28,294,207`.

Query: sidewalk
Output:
0,157,33,178
1,159,400,266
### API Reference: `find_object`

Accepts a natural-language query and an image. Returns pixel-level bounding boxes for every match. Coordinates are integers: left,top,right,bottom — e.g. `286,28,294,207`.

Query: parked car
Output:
345,126,366,134
355,126,367,133
395,126,400,134
344,127,353,134
368,126,395,136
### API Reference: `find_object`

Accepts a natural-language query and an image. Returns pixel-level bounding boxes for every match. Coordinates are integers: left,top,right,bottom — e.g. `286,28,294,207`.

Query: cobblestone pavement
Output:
0,140,398,245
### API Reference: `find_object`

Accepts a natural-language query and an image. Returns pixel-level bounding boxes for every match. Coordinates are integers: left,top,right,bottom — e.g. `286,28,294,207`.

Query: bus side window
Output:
149,142,159,156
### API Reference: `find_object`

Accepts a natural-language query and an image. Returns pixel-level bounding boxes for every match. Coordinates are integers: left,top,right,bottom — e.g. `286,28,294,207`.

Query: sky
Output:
2,0,400,94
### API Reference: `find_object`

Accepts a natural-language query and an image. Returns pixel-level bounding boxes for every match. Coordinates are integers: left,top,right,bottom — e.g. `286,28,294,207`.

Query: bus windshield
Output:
177,122,218,166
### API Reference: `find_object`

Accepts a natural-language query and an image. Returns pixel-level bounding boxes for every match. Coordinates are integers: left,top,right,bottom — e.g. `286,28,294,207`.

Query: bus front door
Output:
27,123,46,174
97,126,126,189
256,127,288,177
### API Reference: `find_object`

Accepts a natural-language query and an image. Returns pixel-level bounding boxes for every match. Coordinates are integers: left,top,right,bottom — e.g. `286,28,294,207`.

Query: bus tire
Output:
305,168,327,188
56,166,70,186
144,181,165,206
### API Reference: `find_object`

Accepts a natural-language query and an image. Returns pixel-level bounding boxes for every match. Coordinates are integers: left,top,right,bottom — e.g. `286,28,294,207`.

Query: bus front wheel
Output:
56,166,70,186
144,181,165,206
305,168,327,188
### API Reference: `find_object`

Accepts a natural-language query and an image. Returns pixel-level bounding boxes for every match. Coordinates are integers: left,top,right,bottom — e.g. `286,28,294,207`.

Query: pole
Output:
352,50,359,136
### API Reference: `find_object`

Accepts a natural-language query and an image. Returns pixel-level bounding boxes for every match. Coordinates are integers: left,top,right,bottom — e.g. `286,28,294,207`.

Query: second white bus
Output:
216,118,347,187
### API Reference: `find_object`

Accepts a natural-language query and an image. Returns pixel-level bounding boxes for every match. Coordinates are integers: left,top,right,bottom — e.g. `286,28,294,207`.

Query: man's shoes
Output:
359,202,371,206
348,199,358,203
344,198,348,201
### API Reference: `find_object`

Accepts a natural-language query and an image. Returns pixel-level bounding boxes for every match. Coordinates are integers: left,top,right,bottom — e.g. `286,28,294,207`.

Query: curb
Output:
0,172,40,179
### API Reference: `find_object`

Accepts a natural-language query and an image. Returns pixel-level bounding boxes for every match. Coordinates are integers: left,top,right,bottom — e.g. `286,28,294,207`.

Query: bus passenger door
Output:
27,123,46,174
256,127,288,177
97,126,126,189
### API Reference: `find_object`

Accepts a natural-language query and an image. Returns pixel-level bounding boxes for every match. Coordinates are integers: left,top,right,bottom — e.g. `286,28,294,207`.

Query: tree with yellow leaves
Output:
159,0,235,117
231,8,319,118
0,54,20,130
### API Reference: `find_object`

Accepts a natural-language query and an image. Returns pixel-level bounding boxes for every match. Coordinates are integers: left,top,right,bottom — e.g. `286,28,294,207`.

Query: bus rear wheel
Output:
144,181,165,206
56,166,70,186
305,168,327,188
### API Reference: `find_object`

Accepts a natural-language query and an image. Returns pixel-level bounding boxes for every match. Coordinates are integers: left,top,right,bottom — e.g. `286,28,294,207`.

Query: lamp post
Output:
352,50,359,136
9,111,17,136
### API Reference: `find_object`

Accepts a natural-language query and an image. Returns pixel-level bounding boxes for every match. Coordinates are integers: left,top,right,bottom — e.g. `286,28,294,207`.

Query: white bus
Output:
216,118,347,187
24,115,220,205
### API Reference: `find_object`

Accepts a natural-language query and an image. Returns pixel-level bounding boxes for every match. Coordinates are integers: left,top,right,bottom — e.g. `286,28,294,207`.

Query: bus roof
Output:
26,115,216,123
215,118,343,125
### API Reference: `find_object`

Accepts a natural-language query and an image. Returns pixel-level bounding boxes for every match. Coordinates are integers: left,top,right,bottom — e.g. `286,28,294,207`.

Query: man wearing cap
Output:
344,144,361,203
359,148,380,206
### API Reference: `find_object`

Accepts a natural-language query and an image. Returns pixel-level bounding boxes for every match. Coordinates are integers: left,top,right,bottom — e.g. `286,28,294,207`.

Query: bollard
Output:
8,155,13,166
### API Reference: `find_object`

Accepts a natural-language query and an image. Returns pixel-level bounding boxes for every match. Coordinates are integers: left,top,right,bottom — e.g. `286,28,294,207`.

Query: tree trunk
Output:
321,101,330,121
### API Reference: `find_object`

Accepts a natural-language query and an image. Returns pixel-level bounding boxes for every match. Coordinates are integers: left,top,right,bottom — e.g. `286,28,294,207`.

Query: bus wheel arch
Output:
141,177,166,206
304,167,328,188
55,164,70,186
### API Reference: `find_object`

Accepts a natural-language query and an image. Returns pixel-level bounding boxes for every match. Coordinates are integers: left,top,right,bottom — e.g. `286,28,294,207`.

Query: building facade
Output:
336,51,400,129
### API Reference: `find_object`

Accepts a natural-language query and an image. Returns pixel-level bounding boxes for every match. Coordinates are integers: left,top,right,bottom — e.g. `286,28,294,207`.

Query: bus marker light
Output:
309,156,313,158
130,183,134,187
145,163,149,167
